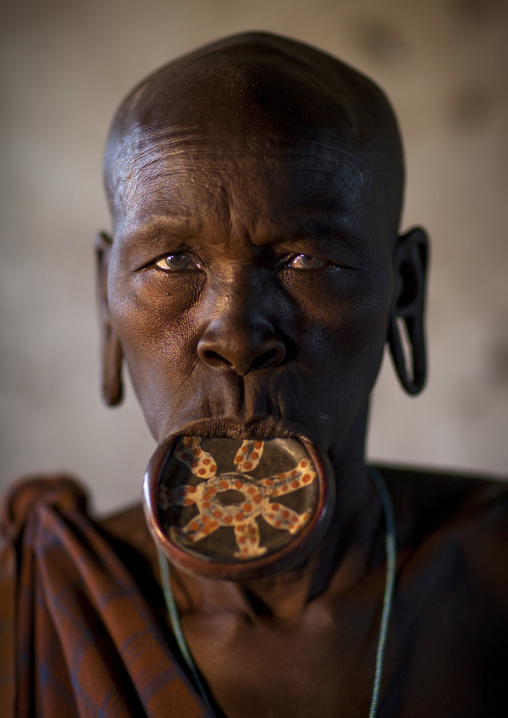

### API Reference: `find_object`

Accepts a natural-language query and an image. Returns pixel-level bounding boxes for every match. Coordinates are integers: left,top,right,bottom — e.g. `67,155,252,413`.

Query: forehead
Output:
112,127,379,241
105,34,404,245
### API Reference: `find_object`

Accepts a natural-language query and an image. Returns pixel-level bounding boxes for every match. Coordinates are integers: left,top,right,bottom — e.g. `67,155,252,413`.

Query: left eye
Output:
287,254,326,270
155,253,202,271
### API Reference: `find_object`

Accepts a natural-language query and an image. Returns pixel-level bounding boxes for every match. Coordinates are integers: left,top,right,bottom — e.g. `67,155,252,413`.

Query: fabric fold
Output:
0,476,211,718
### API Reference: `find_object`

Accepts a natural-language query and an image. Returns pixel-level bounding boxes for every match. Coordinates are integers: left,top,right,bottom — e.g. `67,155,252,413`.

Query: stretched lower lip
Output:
143,428,335,581
161,416,306,442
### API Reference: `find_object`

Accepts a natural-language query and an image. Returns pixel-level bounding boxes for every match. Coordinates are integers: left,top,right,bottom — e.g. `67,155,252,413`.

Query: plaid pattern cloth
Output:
0,475,213,718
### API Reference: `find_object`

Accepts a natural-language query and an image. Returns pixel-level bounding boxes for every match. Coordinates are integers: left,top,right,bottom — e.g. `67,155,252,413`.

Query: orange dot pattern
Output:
234,439,264,473
171,513,221,546
160,438,317,561
262,504,311,534
233,521,264,559
174,436,216,479
260,459,316,497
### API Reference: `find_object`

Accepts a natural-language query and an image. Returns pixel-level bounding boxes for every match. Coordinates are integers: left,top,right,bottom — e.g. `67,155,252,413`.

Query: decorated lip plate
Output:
143,435,334,581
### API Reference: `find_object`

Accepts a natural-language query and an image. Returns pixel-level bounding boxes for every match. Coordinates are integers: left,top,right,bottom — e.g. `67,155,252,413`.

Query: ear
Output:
95,232,124,406
387,226,429,395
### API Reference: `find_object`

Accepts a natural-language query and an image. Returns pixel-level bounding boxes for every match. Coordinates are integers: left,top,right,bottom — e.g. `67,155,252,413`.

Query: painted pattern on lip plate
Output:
144,435,332,580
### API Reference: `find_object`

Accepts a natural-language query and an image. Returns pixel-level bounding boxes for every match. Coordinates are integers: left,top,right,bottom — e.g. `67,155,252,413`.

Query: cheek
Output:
108,273,205,424
109,266,203,353
282,266,392,352
282,267,393,417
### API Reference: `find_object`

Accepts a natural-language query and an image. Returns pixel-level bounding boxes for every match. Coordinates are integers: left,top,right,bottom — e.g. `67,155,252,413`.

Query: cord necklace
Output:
157,465,396,718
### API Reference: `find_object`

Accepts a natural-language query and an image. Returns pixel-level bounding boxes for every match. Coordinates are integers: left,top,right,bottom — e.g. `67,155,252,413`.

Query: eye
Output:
286,254,327,270
154,253,202,272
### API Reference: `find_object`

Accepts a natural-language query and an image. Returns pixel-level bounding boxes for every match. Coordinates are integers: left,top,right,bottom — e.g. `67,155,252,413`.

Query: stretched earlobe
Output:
101,320,124,406
387,315,426,395
95,231,124,406
387,227,429,396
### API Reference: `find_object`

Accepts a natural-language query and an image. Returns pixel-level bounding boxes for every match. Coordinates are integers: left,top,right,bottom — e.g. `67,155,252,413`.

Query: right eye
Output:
154,253,202,271
286,254,327,270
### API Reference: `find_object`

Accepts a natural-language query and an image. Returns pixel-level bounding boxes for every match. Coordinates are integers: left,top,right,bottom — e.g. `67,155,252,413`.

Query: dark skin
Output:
97,33,508,718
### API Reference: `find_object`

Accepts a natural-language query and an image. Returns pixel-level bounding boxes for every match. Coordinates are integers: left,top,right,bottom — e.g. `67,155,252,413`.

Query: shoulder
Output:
0,474,161,632
0,473,161,607
0,474,156,587
1,473,89,543
0,473,148,542
1,473,157,577
377,463,508,538
377,464,508,610
374,466,508,715
98,500,160,572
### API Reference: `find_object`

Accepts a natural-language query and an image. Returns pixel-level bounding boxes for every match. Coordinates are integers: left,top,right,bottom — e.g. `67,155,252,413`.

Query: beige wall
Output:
1,0,507,514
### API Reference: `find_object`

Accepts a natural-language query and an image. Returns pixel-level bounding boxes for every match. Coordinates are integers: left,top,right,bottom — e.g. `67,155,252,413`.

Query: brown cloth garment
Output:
0,476,212,717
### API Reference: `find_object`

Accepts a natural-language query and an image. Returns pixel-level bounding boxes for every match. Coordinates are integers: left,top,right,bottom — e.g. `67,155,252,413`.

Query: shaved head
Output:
104,32,404,241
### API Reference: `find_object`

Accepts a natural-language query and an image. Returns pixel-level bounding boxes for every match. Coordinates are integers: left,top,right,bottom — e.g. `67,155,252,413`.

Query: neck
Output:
237,462,382,625
175,470,383,627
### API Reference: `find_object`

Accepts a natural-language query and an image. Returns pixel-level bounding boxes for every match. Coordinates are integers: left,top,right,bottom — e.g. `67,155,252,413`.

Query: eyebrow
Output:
119,214,200,245
119,210,363,254
274,210,362,246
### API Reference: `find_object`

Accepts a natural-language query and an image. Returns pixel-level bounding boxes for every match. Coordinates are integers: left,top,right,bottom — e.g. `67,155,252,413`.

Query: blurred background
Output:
1,0,507,515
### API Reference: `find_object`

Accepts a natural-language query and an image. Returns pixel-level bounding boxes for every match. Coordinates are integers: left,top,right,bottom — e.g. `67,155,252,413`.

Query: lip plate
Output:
143,428,335,581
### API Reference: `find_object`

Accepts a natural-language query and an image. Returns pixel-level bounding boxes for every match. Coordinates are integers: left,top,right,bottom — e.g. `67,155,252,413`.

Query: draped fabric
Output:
0,476,212,718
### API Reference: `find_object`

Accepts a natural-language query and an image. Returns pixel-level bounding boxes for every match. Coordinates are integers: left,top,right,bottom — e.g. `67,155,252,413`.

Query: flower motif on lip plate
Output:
158,436,317,560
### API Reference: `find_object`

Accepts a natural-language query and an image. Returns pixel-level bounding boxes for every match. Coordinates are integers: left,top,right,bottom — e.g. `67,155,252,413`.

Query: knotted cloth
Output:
0,475,212,717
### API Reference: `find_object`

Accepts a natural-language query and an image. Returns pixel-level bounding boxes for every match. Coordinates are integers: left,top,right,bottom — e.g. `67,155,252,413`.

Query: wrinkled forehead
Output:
104,33,404,234
109,130,376,234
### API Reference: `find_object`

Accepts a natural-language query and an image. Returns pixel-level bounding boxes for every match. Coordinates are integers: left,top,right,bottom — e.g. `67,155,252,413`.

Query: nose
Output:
197,311,286,375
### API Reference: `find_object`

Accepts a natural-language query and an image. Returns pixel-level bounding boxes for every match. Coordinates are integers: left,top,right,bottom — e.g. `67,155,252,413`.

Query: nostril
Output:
251,348,280,370
202,350,233,369
197,327,287,374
